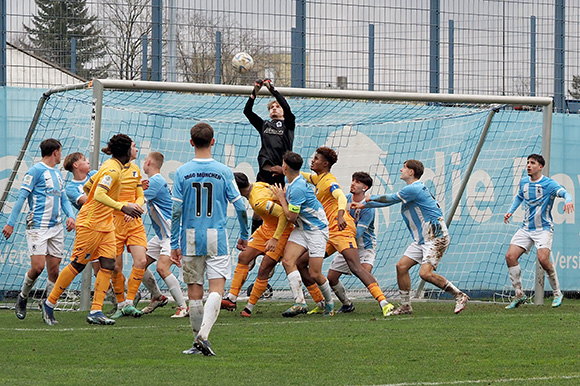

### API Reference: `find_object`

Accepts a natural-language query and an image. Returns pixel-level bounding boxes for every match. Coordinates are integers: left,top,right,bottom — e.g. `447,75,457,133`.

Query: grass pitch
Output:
1,299,580,386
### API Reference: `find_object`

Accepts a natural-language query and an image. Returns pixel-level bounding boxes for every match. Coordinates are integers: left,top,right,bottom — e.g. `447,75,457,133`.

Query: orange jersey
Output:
248,182,292,239
76,158,125,231
305,172,356,233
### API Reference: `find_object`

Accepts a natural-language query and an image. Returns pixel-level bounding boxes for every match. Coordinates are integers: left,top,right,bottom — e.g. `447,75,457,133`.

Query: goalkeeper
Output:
244,79,295,188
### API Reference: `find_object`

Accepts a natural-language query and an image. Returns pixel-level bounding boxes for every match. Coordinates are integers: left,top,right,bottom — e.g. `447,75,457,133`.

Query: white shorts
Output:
287,227,329,258
26,225,65,258
329,248,376,274
403,236,450,269
146,235,171,261
510,228,553,253
181,254,231,285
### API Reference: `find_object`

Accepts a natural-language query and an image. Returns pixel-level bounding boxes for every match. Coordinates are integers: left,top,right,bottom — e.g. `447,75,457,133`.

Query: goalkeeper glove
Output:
263,78,275,92
252,79,263,97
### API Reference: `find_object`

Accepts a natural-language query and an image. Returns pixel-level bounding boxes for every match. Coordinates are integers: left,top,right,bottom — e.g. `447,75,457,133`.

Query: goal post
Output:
0,79,553,311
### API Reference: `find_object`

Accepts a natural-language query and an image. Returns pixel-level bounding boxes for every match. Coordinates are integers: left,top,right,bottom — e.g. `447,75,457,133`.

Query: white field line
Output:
368,374,580,386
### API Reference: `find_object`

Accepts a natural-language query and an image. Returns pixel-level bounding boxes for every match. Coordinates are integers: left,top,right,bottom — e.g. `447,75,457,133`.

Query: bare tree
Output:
101,0,151,80
176,13,276,85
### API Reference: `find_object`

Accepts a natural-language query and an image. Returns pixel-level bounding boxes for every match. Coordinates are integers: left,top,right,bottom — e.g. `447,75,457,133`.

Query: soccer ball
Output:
232,52,254,74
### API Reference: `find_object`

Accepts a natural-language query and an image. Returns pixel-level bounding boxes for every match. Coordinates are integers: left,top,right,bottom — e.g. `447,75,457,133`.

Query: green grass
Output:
2,299,580,386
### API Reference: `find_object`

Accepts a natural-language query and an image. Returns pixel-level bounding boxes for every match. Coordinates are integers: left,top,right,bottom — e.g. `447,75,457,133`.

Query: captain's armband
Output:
288,203,301,214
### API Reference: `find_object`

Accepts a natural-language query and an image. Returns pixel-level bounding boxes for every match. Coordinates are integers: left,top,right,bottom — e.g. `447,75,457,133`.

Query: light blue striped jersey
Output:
508,175,572,231
285,175,328,231
346,193,376,251
144,173,172,240
65,170,97,211
8,162,74,229
171,158,246,256
366,181,448,244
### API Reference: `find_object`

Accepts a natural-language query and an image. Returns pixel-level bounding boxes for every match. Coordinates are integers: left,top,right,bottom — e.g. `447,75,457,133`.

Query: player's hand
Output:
504,212,513,224
236,238,248,251
271,184,286,202
65,217,76,232
124,214,134,222
270,165,283,176
337,211,347,231
351,202,365,210
564,202,575,214
263,78,274,91
252,79,263,98
141,179,149,191
265,237,278,252
171,249,182,267
121,202,144,218
2,224,13,240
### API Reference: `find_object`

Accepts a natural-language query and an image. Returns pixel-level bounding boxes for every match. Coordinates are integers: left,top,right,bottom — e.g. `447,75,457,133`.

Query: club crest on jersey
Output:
536,186,543,196
23,174,33,186
101,175,113,187
133,171,138,178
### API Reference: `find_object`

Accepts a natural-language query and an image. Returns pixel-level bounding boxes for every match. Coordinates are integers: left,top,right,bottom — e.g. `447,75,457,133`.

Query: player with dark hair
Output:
271,151,330,317
354,159,469,315
327,171,377,313
221,172,293,317
172,123,249,356
107,141,149,319
298,147,394,316
503,153,574,309
41,134,144,325
3,138,75,320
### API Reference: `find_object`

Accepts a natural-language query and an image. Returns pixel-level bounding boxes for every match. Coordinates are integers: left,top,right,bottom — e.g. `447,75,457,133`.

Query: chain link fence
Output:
3,1,580,110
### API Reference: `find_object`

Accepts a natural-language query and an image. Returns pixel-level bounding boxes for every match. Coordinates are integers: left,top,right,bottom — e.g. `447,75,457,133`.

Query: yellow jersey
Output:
77,158,125,231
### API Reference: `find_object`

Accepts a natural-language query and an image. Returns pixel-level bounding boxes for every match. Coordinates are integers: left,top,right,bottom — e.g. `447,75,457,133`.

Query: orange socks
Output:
126,267,145,302
230,263,250,297
367,282,386,303
48,264,80,305
111,271,126,304
307,283,324,304
248,278,269,305
91,268,112,311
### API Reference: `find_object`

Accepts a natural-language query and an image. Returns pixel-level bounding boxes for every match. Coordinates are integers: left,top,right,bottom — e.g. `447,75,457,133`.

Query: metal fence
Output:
3,0,580,111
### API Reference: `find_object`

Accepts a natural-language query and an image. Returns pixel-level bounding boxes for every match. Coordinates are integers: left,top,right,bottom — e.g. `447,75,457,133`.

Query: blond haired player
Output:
221,172,294,317
298,147,394,316
41,134,143,325
140,151,188,318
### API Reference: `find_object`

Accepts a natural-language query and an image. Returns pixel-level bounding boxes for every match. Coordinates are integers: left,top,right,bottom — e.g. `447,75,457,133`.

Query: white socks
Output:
331,281,351,306
318,279,334,304
443,280,461,297
21,273,36,298
142,269,163,299
545,266,562,297
164,274,187,308
197,292,221,341
399,290,411,305
508,265,524,298
189,299,204,336
287,270,306,304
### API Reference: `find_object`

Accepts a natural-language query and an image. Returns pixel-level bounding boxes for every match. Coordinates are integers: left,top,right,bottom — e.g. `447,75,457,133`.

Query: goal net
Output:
0,80,552,310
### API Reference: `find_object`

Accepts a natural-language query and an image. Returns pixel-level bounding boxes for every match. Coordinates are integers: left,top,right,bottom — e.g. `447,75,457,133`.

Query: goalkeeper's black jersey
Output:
244,89,295,171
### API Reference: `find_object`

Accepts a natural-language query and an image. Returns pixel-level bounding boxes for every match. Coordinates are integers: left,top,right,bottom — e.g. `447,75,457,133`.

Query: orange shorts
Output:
326,220,358,256
248,221,293,262
71,226,116,264
113,214,148,255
